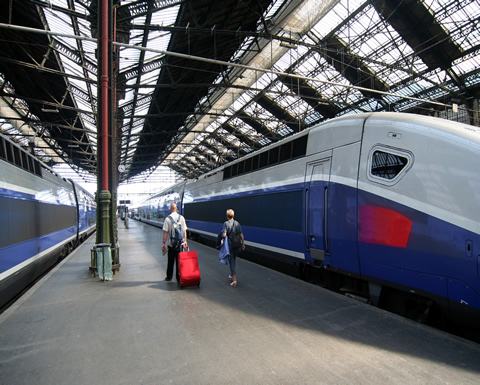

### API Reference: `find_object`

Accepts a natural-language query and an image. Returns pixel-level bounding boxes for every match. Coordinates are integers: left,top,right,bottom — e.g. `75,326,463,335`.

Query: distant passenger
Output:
162,202,188,282
222,209,245,288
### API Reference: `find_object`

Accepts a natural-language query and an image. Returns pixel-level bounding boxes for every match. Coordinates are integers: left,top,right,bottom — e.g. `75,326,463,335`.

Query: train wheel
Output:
378,287,448,328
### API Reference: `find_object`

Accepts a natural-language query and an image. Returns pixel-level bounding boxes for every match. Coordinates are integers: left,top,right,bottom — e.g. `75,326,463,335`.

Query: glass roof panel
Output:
44,7,74,34
310,0,365,39
139,70,161,87
227,90,256,114
3,0,479,184
423,0,480,50
229,116,259,139
454,56,480,78
151,4,180,24
120,47,142,71
244,101,282,131
144,34,170,57
270,81,312,117
254,72,278,90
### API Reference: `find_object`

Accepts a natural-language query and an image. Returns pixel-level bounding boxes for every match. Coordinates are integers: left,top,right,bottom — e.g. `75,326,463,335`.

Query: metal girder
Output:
279,75,340,119
1,0,480,186
238,112,283,143
221,122,262,152
316,34,390,100
127,0,275,180
372,0,464,72
255,94,307,132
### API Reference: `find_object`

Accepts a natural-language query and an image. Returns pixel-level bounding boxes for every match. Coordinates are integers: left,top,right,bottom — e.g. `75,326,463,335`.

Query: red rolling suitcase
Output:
178,248,201,288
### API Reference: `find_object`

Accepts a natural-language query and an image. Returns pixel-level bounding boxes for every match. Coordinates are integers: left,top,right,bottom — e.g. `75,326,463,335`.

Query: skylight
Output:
2,0,479,183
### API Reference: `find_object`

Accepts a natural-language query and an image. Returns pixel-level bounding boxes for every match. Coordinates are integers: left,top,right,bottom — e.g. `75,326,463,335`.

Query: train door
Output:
305,156,331,263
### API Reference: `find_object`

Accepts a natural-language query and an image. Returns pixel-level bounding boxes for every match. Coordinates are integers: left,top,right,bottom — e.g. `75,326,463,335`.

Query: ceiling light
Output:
280,41,298,49
41,107,59,113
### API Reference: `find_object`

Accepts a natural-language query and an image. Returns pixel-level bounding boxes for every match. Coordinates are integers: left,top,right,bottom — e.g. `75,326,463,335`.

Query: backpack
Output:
168,214,184,249
228,220,242,248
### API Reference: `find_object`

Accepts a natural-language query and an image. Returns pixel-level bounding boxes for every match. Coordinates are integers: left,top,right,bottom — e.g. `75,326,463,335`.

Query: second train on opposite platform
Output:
133,112,480,329
0,133,96,310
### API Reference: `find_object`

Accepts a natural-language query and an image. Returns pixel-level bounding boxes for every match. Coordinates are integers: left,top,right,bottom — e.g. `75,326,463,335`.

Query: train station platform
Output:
1,219,480,385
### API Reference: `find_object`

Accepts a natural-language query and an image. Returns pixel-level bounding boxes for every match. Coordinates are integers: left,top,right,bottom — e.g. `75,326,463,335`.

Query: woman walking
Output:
222,209,245,287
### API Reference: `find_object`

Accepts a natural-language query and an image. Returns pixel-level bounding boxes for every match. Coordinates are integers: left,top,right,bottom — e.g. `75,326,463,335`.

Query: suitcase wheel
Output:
178,280,200,289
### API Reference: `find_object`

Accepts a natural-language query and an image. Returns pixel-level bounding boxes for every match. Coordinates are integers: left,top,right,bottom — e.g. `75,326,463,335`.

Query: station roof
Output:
0,0,479,184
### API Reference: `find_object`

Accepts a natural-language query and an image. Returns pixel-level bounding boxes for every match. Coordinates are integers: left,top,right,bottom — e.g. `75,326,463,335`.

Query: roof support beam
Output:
372,0,463,71
316,35,389,100
238,112,283,143
279,75,340,119
221,122,261,151
255,94,307,132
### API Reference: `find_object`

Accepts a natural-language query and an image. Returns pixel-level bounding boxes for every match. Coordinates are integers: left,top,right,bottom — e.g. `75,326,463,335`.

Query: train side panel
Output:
73,183,97,239
184,158,306,260
0,163,77,273
357,113,480,323
0,134,96,309
305,115,364,274
326,142,362,274
134,112,480,327
135,183,185,228
183,115,365,264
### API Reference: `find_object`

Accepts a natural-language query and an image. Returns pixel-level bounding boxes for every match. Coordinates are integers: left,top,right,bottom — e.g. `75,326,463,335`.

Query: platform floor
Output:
1,219,480,384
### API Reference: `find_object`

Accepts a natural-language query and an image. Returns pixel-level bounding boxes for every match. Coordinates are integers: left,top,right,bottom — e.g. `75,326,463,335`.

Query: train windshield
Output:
367,146,413,185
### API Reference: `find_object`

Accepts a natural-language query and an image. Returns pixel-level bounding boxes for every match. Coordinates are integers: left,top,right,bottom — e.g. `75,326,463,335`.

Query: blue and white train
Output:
0,133,96,310
134,112,480,328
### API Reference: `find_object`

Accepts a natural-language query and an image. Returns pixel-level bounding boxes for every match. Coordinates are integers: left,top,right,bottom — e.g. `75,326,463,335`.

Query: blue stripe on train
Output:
0,187,36,200
358,190,480,310
186,181,480,311
186,219,305,254
0,226,76,273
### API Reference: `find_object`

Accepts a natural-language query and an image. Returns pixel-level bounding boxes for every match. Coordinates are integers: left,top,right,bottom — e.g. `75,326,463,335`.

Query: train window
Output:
28,156,35,173
21,151,29,171
268,147,279,166
224,166,231,179
280,142,292,162
292,135,308,158
0,138,5,159
244,157,252,172
371,151,407,179
237,161,245,175
251,155,260,171
230,163,238,177
368,146,413,185
259,151,268,168
13,146,21,167
222,133,308,180
33,159,42,176
6,141,14,163
1,136,42,176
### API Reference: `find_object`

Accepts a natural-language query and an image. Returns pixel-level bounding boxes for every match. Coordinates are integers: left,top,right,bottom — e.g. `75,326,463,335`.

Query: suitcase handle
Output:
181,245,189,252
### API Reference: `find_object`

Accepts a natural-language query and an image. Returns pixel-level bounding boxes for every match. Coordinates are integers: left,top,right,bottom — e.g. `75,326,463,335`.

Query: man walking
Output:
162,202,188,282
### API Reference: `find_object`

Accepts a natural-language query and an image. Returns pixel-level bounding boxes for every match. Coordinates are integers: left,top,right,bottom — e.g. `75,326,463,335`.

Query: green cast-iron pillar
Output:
89,0,120,278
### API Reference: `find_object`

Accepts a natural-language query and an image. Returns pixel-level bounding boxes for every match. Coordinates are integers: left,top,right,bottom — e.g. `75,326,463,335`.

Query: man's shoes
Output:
165,277,172,281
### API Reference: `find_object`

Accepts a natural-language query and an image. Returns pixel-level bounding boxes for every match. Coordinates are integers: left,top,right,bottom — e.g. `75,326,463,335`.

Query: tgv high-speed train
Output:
0,133,96,310
134,112,480,328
